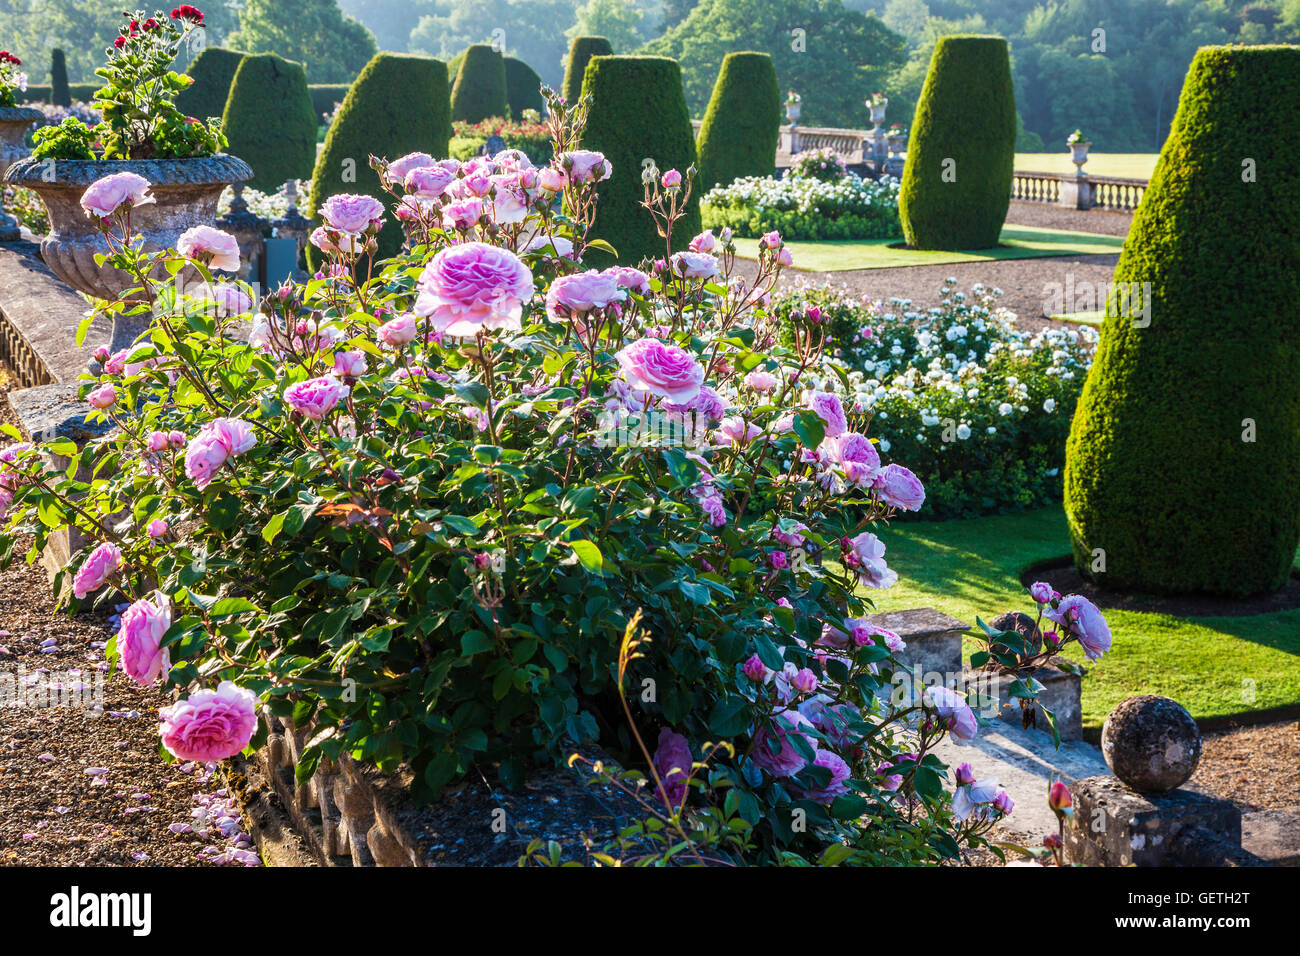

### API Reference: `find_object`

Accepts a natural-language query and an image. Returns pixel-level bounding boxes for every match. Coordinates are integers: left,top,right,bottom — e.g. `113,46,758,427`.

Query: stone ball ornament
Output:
1101,694,1202,792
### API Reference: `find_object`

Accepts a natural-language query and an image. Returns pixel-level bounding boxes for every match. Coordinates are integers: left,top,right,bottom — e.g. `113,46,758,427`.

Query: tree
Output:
337,0,438,51
580,55,701,263
562,35,613,104
226,0,377,83
642,0,908,127
567,0,644,52
407,0,580,90
897,35,1016,249
695,51,781,189
50,48,69,107
1065,44,1300,597
505,56,546,117
450,44,508,122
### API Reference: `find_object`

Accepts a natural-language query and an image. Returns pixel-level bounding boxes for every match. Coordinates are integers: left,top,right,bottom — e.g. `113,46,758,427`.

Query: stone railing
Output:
690,120,874,168
1088,176,1147,211
1011,170,1062,204
1012,169,1148,212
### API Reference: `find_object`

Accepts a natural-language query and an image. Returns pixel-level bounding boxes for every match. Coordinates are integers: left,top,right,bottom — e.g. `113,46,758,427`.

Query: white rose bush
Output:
0,92,1112,865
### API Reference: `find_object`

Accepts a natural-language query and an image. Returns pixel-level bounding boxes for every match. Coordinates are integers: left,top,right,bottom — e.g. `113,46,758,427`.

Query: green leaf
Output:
460,630,495,656
568,539,603,574
793,410,826,450
210,597,260,618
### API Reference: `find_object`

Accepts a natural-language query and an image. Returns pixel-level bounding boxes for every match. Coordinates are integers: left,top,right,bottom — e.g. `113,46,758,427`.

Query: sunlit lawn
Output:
861,507,1300,731
1013,152,1159,180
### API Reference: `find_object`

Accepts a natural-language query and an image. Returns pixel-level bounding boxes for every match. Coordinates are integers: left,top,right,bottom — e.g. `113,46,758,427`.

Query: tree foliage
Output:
227,0,377,83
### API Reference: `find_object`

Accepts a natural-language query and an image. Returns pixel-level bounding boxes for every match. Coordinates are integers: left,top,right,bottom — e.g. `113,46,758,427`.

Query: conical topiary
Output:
450,44,507,123
222,53,317,193
580,55,701,265
696,51,780,190
898,35,1016,249
310,52,451,261
175,46,245,124
50,49,70,107
561,36,611,106
1064,44,1300,597
505,56,545,119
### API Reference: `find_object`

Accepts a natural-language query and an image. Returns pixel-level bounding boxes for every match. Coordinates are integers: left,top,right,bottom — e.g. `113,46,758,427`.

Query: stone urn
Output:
785,101,801,123
869,100,888,126
0,106,42,241
1069,140,1091,169
887,132,908,154
3,154,252,308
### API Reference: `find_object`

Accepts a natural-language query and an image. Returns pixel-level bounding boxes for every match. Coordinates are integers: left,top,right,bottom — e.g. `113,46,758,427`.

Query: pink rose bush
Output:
176,225,241,272
1,91,1112,866
80,171,154,219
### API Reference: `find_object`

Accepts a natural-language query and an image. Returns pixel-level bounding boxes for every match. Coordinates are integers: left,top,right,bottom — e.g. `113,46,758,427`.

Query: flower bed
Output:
450,116,552,166
0,89,1114,866
774,279,1097,518
702,173,901,241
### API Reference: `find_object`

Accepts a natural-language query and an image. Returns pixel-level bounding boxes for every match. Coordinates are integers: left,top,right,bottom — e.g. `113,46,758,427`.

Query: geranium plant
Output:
31,7,224,161
0,50,28,108
0,89,1114,865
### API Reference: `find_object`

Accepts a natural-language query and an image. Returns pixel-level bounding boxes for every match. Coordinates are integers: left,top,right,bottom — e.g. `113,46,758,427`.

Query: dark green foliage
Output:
447,51,465,96
222,54,317,192
898,35,1016,250
580,55,701,265
18,83,96,105
50,49,69,107
1064,45,1300,597
505,57,544,118
309,84,353,122
310,53,451,260
175,47,245,124
561,36,611,105
695,51,780,190
450,45,507,123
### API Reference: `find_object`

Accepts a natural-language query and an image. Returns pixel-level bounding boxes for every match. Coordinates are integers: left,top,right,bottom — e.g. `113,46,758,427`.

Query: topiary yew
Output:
1064,45,1300,597
450,44,507,123
50,49,69,107
505,56,545,118
580,55,701,265
310,52,451,261
222,53,317,192
898,35,1015,250
696,51,780,190
561,36,612,106
175,46,245,124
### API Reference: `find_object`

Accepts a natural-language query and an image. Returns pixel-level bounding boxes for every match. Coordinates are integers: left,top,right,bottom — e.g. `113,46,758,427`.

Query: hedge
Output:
1064,45,1300,597
175,47,245,124
561,36,612,105
696,51,780,190
898,35,1016,249
580,55,700,265
19,83,97,105
51,49,69,107
310,53,452,261
505,56,545,118
309,84,353,121
222,53,317,193
450,45,507,123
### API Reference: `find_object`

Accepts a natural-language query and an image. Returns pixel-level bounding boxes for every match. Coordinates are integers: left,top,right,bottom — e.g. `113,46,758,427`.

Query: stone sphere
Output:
1101,695,1201,792
989,611,1042,659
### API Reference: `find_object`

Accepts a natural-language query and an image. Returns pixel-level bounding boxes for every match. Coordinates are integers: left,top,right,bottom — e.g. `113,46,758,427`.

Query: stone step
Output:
1242,808,1300,866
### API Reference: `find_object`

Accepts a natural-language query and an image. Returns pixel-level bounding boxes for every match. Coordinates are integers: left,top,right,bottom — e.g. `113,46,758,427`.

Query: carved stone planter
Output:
0,106,42,241
1069,141,1091,169
785,102,801,123
3,154,252,318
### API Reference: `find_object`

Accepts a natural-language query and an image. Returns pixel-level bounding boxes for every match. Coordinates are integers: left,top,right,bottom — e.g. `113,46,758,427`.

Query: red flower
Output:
143,17,161,31
172,4,204,22
113,36,126,49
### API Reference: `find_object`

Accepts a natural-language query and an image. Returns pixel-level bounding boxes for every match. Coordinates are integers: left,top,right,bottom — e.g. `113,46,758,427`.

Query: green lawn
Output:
733,224,1124,273
1051,310,1105,326
1014,152,1158,180
864,507,1300,731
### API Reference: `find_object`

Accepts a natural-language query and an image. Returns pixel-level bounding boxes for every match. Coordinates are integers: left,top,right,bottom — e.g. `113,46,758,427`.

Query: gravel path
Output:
732,201,1132,332
0,368,258,866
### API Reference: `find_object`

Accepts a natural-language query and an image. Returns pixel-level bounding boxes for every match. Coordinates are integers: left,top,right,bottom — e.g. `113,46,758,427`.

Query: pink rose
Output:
660,168,682,189
752,710,818,777
284,375,350,420
615,338,704,405
1029,581,1053,604
603,266,650,294
377,313,418,347
688,230,715,253
319,193,386,236
176,225,241,273
1043,594,1111,660
523,234,575,259
714,416,762,447
745,369,779,393
184,417,256,490
743,653,769,681
670,251,718,280
873,463,926,511
209,282,252,316
808,391,848,438
146,431,169,452
537,166,568,193
821,431,881,488
309,227,341,256
441,197,484,232
652,728,692,808
413,242,534,338
924,685,979,743
385,151,437,187
488,174,528,224
80,171,155,219
158,681,258,762
559,150,610,184
845,531,896,589
73,542,123,599
545,270,624,321
798,749,851,804
117,593,171,686
87,383,117,409
333,349,367,379
147,518,168,539
760,230,782,249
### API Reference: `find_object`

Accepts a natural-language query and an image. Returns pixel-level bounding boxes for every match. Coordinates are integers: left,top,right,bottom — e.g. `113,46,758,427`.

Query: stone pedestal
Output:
1058,173,1092,210
867,607,967,679
1064,775,1263,867
979,661,1084,742
780,125,801,157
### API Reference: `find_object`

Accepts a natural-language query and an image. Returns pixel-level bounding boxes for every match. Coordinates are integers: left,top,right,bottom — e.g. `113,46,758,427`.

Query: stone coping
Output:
0,240,109,387
0,106,42,123
864,606,970,638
